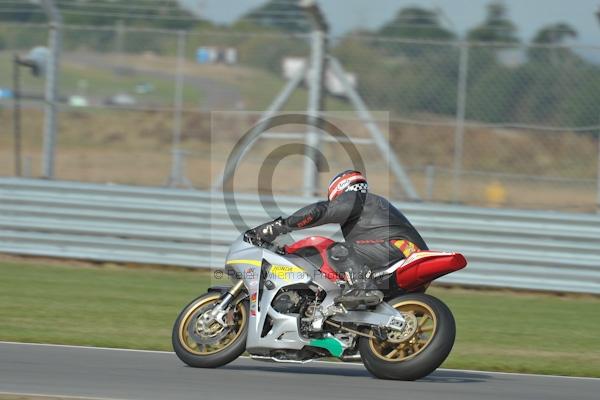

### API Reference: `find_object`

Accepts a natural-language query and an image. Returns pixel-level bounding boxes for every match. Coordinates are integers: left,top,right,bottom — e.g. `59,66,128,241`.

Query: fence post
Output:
328,57,420,201
12,54,22,177
212,66,307,190
452,41,469,203
40,0,62,179
425,164,435,201
166,30,187,187
115,20,125,53
113,20,127,76
597,131,600,213
302,1,328,197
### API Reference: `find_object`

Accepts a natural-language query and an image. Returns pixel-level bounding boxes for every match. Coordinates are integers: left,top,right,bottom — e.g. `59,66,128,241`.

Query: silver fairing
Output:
224,234,341,353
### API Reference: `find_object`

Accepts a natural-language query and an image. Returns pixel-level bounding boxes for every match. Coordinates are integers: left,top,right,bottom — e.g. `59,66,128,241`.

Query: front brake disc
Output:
187,307,230,345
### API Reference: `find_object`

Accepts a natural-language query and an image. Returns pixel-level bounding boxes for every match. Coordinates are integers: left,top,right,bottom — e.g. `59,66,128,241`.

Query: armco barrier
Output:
0,178,599,294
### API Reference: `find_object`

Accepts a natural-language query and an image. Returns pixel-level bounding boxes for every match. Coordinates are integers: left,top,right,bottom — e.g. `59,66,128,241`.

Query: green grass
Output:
0,52,201,105
236,68,354,112
0,259,211,350
433,287,600,377
0,51,355,111
0,259,599,377
58,64,203,105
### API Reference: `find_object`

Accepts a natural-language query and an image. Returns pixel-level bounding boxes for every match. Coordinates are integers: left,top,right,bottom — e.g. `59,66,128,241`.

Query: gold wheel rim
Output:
369,300,437,363
178,295,247,355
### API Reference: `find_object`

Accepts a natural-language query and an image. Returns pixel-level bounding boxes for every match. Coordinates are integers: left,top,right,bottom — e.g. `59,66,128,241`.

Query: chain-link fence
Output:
1,23,599,211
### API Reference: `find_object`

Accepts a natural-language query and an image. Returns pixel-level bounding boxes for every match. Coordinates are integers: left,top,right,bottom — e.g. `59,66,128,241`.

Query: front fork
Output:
205,280,246,326
219,280,246,308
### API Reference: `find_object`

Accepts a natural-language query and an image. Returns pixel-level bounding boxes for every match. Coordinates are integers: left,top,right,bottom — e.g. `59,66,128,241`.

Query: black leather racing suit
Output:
283,191,428,278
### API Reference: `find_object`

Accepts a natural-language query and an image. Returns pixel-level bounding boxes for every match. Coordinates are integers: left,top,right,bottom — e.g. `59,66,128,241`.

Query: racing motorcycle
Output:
172,230,467,381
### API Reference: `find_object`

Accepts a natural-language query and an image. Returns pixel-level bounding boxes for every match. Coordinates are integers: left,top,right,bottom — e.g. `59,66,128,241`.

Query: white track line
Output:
0,390,126,400
0,341,172,355
1,341,598,381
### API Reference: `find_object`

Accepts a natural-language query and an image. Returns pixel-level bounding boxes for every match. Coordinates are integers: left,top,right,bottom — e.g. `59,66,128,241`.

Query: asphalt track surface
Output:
1,342,599,400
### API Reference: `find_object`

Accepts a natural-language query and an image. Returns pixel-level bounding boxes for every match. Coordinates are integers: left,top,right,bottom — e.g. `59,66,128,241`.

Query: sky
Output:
181,0,600,47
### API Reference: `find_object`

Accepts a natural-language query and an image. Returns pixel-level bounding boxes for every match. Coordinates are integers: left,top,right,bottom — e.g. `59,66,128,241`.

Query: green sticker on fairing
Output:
309,337,345,358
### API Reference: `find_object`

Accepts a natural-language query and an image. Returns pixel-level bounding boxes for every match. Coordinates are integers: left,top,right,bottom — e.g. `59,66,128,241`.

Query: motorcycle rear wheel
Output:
172,292,248,368
358,293,455,380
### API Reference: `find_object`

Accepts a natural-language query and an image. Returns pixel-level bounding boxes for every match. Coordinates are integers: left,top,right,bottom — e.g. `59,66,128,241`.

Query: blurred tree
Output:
511,65,562,124
555,68,600,127
465,64,525,122
59,0,204,30
237,34,308,74
331,34,383,72
378,7,455,41
467,1,519,43
0,1,213,53
238,0,309,33
0,0,45,23
331,34,459,116
0,0,206,30
376,7,455,57
528,23,579,65
465,0,519,108
532,23,577,44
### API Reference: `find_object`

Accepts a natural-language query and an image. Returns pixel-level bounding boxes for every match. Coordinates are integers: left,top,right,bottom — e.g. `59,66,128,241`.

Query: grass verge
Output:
0,258,598,377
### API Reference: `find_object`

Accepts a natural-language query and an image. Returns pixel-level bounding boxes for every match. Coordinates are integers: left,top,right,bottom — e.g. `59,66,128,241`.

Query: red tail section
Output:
286,237,468,288
394,251,467,291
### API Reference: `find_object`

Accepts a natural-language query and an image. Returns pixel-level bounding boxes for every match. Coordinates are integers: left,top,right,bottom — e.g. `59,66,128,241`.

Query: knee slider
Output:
329,243,351,261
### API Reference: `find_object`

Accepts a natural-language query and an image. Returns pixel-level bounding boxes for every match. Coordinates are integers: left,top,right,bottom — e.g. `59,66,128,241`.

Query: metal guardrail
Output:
1,177,599,294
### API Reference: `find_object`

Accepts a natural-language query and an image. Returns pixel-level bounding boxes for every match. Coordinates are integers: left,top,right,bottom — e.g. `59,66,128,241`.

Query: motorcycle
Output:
172,231,467,380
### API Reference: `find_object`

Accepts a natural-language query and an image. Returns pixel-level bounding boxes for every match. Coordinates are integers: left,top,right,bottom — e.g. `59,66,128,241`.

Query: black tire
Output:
359,293,455,381
172,292,248,368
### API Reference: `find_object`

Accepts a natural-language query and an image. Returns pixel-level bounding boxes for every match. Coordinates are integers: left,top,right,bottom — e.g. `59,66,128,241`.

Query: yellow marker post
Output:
485,180,507,207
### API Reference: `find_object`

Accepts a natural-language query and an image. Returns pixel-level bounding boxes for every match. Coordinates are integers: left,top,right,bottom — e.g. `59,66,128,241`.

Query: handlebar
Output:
244,229,286,254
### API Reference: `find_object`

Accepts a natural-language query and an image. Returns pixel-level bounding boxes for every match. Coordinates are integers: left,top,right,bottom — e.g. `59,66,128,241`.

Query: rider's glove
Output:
254,217,290,243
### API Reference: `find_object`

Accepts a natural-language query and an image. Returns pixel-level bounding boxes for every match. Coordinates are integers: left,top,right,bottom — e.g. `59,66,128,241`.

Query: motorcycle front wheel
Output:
358,293,456,380
172,292,248,368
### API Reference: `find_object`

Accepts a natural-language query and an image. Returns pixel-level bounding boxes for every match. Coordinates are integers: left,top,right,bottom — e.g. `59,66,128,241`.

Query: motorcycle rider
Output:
253,170,428,305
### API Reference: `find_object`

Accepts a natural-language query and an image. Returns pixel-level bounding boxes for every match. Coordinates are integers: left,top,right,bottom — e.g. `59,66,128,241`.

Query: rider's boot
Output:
334,265,384,309
328,243,383,309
